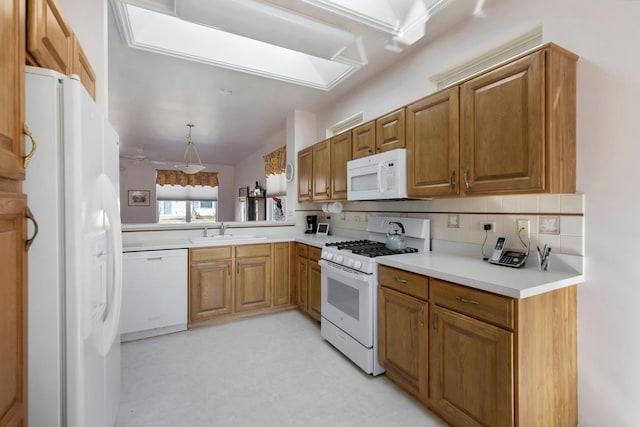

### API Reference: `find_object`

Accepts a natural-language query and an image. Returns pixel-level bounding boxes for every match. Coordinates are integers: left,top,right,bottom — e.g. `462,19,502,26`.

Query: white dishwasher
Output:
121,249,188,342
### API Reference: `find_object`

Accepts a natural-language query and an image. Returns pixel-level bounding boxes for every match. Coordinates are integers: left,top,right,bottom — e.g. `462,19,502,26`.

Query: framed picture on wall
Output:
128,190,150,206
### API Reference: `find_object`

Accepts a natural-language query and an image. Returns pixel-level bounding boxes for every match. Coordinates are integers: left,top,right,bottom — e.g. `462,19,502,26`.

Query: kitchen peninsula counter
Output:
376,251,583,299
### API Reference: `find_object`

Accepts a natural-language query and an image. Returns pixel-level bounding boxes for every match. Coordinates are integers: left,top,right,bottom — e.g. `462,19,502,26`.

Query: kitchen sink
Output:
190,235,266,243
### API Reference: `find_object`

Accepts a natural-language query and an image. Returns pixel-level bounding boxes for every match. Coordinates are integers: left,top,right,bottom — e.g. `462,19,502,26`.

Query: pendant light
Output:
174,123,206,174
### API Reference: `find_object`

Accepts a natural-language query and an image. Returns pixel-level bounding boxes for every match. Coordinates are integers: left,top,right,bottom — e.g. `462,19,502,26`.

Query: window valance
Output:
263,146,286,176
156,170,219,187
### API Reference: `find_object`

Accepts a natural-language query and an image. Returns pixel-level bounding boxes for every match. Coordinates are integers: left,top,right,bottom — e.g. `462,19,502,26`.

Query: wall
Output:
233,125,287,220
313,0,640,425
119,160,235,223
57,0,108,114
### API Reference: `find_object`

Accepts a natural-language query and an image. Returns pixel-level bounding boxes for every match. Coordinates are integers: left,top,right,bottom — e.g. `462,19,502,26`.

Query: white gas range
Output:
319,216,430,375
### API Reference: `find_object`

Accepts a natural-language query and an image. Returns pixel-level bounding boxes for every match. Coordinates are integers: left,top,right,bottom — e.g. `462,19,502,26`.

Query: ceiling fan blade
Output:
149,159,171,165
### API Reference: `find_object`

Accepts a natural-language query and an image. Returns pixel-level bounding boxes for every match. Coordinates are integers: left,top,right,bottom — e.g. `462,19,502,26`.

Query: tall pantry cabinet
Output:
0,0,28,425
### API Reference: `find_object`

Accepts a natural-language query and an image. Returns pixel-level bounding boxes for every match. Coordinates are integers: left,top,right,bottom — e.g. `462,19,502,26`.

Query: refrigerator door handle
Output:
97,175,123,356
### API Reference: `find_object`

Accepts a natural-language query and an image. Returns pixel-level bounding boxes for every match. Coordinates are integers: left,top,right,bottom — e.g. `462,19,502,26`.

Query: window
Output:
155,170,219,223
157,200,218,223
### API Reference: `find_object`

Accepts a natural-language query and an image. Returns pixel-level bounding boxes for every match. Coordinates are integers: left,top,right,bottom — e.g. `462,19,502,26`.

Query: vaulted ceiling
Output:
109,0,497,166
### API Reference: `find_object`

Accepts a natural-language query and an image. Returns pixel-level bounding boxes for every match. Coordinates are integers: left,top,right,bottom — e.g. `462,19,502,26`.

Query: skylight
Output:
114,3,358,90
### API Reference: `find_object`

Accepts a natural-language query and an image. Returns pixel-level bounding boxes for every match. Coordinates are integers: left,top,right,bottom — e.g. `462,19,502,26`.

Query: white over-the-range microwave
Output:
347,148,407,200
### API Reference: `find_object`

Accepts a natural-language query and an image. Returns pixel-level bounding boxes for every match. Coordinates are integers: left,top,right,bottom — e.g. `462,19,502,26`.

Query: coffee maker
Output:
305,215,318,234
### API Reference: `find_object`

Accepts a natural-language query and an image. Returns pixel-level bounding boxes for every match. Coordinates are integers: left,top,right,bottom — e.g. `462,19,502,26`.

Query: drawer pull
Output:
393,277,408,284
146,257,163,261
456,295,479,305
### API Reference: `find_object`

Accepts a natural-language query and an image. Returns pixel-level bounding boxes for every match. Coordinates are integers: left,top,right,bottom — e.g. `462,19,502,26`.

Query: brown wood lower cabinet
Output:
378,266,577,427
296,243,322,321
235,255,271,312
272,242,292,306
296,243,308,311
378,286,428,402
430,305,513,427
307,253,322,321
189,242,294,326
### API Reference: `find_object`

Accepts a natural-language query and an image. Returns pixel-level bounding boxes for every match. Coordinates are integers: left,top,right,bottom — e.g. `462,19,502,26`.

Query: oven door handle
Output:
319,259,371,282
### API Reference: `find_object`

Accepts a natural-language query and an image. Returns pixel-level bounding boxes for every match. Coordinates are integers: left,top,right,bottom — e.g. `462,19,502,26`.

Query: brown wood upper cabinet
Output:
351,120,376,159
298,133,352,202
407,87,460,198
27,0,97,99
27,0,73,74
311,139,331,201
460,44,577,195
72,34,96,99
376,108,405,153
297,147,312,202
330,131,352,200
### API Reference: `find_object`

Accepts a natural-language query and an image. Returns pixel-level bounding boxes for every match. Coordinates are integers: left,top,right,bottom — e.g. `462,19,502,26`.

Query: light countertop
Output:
122,233,348,252
122,232,583,299
376,251,583,299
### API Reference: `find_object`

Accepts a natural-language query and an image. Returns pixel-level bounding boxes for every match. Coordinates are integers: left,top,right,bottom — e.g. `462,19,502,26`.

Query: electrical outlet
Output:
517,219,530,238
481,222,497,232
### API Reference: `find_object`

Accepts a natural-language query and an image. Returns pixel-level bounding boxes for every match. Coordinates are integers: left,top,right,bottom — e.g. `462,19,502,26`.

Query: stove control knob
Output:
336,255,344,264
354,261,362,269
325,253,333,261
347,259,354,267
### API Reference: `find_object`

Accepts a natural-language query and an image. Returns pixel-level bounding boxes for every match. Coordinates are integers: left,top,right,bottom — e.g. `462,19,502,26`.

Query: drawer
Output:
190,246,232,262
378,265,428,300
308,246,322,262
296,243,308,257
236,243,271,258
430,278,514,330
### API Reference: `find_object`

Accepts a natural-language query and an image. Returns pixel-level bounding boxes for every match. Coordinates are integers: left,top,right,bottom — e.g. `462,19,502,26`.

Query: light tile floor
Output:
117,310,448,427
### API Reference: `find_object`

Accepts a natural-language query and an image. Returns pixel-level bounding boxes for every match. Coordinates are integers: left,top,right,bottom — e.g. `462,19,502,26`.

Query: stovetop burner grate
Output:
325,240,418,258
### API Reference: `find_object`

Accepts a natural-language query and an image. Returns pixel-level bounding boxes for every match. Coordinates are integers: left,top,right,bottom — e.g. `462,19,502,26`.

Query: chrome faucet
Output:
202,226,208,237
219,222,226,236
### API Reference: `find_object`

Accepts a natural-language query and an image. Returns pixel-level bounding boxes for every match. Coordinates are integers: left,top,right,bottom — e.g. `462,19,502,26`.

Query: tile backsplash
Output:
321,194,585,256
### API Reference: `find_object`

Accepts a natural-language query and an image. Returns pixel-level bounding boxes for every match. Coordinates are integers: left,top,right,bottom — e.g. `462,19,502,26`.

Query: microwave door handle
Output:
377,163,385,194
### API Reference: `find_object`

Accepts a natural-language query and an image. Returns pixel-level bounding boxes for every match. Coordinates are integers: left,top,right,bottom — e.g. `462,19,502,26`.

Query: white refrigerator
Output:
24,66,123,427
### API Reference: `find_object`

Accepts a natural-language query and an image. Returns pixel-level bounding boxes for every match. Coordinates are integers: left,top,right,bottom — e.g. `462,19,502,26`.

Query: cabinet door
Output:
351,121,375,159
376,108,405,152
407,87,459,198
272,242,290,306
1,0,25,182
27,0,73,74
235,256,272,312
312,139,331,201
307,258,322,321
296,255,308,311
430,305,513,427
378,287,428,402
0,194,28,426
330,132,351,200
461,51,544,195
0,1,27,425
72,35,96,100
189,259,233,322
297,147,312,202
